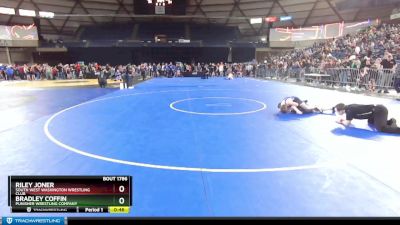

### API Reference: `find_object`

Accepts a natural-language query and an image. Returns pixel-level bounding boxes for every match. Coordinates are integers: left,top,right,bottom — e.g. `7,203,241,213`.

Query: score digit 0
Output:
119,197,125,205
119,185,125,193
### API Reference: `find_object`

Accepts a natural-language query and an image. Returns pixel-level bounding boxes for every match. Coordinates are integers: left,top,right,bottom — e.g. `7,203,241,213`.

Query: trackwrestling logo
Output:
2,217,64,225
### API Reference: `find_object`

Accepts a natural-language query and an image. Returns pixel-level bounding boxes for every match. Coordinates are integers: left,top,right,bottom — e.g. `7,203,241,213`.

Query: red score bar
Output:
265,17,278,22
21,183,130,195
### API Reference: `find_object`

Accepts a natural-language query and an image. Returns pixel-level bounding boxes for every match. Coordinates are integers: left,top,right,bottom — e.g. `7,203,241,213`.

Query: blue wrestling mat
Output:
1,77,400,216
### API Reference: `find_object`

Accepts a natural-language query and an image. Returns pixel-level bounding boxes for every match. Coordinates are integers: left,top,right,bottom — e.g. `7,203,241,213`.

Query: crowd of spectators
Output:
266,23,400,93
0,61,259,82
265,23,400,72
2,23,400,93
263,23,400,93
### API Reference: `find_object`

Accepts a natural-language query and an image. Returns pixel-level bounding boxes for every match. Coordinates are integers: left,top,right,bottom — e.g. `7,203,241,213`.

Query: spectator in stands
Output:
26,66,32,81
359,57,375,92
0,65,5,80
114,65,122,81
140,64,146,81
170,63,176,77
6,66,14,81
176,63,182,77
0,69,5,81
75,63,81,79
52,66,58,80
165,63,172,78
45,64,52,80
218,63,224,76
18,65,26,80
98,66,110,88
122,65,131,89
157,63,162,77
378,53,397,93
198,63,203,75
161,63,166,76
57,63,64,80
151,63,157,78
32,64,39,80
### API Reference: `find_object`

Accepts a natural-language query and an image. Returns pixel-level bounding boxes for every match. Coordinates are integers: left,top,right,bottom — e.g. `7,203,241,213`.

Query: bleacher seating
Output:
137,23,185,40
46,22,242,47
80,24,134,40
190,24,238,44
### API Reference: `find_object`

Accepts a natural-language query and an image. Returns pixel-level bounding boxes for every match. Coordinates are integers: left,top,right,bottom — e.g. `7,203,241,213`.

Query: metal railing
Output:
325,68,398,89
255,66,400,90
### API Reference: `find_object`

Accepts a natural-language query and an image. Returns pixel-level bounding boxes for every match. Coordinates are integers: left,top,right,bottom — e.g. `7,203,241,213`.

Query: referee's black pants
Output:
122,78,129,89
368,105,400,134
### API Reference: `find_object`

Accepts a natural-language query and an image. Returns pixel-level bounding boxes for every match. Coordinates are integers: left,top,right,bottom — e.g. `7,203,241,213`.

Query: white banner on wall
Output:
0,24,38,47
270,20,377,42
391,13,400,20
155,5,165,14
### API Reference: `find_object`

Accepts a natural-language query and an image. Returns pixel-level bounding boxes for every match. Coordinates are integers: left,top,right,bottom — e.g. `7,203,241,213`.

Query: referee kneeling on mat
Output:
334,103,400,134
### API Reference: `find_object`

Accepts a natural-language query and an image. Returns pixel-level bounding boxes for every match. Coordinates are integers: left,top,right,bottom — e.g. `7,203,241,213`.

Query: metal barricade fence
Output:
326,68,398,89
255,66,399,90
255,67,278,79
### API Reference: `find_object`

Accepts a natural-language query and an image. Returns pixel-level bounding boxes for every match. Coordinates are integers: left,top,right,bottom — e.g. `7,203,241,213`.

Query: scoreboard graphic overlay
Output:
8,176,132,214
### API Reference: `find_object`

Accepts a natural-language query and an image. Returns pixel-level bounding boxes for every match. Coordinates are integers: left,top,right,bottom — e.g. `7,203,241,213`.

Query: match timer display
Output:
8,176,132,213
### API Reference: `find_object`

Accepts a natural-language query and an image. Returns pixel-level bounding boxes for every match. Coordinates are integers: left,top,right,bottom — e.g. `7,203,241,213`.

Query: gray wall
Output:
0,48,34,64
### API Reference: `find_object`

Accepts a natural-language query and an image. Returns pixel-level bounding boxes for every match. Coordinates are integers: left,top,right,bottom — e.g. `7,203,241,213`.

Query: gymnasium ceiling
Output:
0,0,397,37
